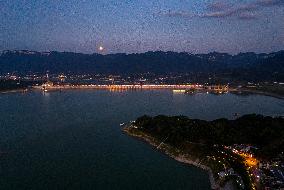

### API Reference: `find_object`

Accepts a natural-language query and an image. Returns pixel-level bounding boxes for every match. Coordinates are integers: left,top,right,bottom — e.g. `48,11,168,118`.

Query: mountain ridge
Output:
1,50,283,82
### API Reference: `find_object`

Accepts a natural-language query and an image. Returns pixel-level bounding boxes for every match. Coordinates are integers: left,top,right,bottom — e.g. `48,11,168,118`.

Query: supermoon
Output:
98,46,104,51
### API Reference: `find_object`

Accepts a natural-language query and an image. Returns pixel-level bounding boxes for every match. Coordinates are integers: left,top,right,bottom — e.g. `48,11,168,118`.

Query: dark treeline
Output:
1,50,284,82
0,80,38,91
135,114,284,158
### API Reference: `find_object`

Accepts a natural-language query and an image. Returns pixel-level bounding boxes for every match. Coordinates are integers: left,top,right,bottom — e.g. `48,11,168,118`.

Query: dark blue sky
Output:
1,0,283,54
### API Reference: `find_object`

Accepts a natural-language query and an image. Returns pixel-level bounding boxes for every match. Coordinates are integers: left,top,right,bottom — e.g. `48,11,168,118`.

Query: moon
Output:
98,46,104,51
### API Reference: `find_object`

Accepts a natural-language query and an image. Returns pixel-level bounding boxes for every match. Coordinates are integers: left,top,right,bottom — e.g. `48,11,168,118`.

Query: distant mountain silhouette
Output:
0,50,283,81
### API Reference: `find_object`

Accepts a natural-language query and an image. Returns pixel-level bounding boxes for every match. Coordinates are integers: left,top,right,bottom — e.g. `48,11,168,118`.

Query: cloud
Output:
159,0,284,21
256,0,284,7
159,10,193,18
201,11,233,18
206,1,229,12
237,12,259,20
201,3,258,19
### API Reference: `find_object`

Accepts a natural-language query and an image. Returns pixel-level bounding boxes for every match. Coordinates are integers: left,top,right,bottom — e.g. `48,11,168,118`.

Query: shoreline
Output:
0,88,29,94
122,126,222,190
230,88,283,99
2,87,283,100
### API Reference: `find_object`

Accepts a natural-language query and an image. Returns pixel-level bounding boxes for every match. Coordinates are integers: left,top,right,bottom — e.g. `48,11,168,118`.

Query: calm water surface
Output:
0,90,283,190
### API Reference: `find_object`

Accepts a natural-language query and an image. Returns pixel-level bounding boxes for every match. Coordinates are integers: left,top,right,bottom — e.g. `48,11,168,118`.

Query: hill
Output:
0,50,283,82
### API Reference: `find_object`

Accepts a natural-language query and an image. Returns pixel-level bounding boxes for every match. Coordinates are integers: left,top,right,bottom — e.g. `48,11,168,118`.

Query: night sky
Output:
1,0,283,54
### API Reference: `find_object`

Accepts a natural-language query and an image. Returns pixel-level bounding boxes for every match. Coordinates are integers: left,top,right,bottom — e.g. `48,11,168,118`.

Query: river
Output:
0,90,283,189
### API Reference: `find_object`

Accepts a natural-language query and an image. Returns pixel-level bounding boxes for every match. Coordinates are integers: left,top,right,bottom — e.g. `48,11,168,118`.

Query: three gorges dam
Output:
34,82,229,93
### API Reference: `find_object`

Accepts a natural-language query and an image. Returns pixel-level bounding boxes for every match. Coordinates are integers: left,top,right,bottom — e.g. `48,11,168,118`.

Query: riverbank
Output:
0,88,28,94
230,87,284,99
123,125,238,190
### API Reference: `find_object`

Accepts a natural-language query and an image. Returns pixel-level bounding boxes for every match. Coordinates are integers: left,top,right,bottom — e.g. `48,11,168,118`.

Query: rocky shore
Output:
122,126,229,189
